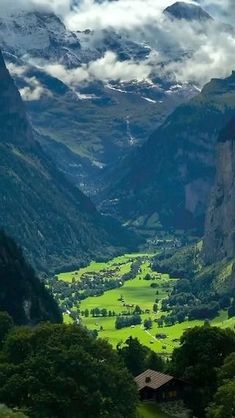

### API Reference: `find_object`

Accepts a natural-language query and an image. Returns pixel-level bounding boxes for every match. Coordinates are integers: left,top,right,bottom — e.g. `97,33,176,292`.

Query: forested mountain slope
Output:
0,50,133,271
0,231,61,324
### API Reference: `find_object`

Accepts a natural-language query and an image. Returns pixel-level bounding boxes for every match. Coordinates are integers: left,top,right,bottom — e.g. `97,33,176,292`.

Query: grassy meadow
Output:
58,253,148,283
60,253,235,354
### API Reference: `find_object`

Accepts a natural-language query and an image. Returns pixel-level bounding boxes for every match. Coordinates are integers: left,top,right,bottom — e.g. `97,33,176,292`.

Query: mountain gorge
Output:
0,2,235,418
0,49,132,271
1,1,232,200
0,2,235,268
102,72,235,233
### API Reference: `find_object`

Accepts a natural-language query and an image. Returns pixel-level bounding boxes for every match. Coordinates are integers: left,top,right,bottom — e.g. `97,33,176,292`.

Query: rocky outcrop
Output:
203,116,235,264
163,2,212,22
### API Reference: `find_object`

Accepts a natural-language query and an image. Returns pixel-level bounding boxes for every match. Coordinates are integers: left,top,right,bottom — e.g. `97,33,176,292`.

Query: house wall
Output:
139,379,185,402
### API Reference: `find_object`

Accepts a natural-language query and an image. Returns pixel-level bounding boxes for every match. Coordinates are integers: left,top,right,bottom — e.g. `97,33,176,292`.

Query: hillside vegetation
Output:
0,49,135,272
0,323,138,418
0,231,61,325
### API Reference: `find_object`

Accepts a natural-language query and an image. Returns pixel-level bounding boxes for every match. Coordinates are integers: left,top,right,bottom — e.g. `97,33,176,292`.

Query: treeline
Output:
48,259,143,315
170,324,235,418
115,314,142,329
118,337,164,376
152,244,200,279
153,244,235,323
117,324,235,418
121,259,142,281
87,308,116,317
161,285,234,324
0,309,235,417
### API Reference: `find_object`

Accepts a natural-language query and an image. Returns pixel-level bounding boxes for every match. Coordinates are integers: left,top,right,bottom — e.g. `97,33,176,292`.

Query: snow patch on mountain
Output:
142,96,157,104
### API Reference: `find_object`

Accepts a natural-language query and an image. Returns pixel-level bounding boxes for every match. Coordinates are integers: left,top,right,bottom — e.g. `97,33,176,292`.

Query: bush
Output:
115,315,142,330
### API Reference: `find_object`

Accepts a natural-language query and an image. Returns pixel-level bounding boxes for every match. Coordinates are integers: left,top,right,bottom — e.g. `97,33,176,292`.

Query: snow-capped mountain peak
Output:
163,2,212,22
0,11,81,65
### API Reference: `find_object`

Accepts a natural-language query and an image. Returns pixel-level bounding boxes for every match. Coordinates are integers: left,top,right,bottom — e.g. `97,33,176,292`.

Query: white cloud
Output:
0,0,72,15
61,1,235,88
6,62,28,77
44,50,159,84
36,15,235,88
198,0,235,25
65,0,170,31
20,77,46,101
6,62,50,101
45,62,88,84
0,0,197,29
164,30,235,85
0,0,232,28
66,0,234,32
87,50,153,81
2,1,235,88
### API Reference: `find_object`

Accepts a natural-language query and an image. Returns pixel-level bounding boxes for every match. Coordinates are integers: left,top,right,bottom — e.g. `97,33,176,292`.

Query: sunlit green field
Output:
81,272,171,313
58,253,154,283
81,304,233,353
60,253,235,354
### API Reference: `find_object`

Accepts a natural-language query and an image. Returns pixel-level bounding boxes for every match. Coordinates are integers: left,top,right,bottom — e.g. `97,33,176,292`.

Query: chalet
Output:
135,369,186,402
155,333,167,340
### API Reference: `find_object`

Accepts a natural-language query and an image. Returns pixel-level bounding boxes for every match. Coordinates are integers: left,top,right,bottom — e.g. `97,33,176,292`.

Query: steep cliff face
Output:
204,117,235,264
0,231,62,325
103,73,235,232
0,50,132,271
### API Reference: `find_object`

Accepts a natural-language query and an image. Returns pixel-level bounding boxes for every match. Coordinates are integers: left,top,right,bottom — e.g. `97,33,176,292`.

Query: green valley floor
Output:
59,252,235,354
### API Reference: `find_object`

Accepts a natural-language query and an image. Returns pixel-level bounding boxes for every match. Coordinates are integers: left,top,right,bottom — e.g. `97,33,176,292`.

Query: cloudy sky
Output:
1,0,235,88
0,0,232,27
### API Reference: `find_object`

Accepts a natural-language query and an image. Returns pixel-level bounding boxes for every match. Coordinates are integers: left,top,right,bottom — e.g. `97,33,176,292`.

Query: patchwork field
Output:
60,253,235,354
58,253,147,283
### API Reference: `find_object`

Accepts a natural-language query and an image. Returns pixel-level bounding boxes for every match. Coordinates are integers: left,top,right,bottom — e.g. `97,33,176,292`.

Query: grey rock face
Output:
163,2,212,22
204,117,235,264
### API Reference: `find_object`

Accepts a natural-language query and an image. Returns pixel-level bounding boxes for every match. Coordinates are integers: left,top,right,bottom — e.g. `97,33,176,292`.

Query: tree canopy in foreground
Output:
0,323,138,418
171,325,235,417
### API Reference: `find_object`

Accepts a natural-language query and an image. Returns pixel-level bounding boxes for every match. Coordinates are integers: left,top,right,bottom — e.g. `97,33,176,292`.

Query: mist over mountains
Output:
1,1,235,198
1,4,235,416
0,0,235,279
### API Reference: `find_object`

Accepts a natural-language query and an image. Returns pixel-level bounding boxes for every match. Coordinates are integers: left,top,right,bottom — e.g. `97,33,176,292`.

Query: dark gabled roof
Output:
134,369,174,391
